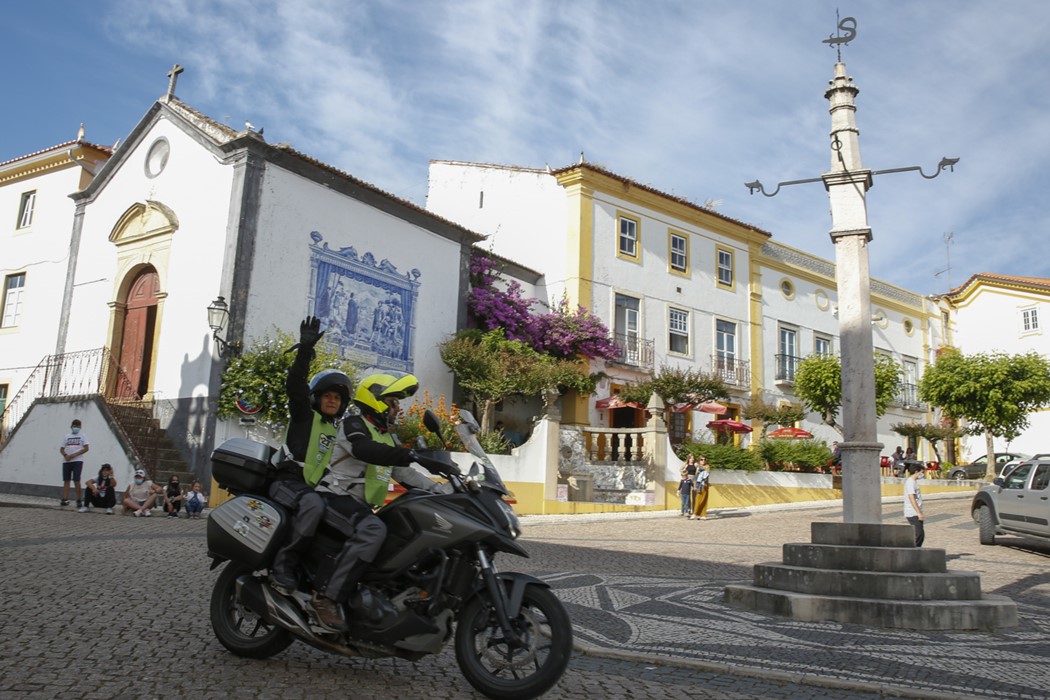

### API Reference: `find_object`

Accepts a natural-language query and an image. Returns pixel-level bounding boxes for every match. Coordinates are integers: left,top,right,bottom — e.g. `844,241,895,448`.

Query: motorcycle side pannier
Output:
207,495,289,569
212,438,275,493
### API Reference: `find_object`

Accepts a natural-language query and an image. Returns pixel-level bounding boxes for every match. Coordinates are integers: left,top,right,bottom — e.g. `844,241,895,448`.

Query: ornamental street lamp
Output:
207,295,242,357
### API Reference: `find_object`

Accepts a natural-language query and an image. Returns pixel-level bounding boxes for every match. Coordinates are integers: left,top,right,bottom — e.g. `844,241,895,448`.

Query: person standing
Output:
60,418,90,509
690,456,711,520
676,469,692,516
903,462,925,547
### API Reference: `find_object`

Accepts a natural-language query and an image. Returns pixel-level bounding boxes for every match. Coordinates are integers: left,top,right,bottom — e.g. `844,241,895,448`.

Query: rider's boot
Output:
309,592,349,632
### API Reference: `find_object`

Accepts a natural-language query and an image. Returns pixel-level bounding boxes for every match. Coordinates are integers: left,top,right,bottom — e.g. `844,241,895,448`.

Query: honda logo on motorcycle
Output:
433,513,454,533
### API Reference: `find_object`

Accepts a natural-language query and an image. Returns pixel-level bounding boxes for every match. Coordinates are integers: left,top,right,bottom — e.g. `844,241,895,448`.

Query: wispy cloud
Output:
99,0,1050,294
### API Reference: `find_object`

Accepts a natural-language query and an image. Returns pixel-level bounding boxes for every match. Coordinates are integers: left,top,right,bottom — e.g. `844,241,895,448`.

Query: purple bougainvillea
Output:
468,255,616,361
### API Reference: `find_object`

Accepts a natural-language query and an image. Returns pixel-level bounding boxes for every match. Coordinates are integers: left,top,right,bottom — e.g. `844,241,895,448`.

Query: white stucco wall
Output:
949,282,1050,460
65,115,235,402
247,163,464,405
0,163,89,405
427,161,567,305
0,399,139,491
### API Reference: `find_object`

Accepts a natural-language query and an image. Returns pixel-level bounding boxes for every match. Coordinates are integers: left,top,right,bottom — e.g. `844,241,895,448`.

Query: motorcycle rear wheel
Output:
210,564,294,659
455,584,572,700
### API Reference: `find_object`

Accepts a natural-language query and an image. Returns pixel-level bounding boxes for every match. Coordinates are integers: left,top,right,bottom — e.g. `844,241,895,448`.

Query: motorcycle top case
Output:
207,495,289,569
212,438,275,493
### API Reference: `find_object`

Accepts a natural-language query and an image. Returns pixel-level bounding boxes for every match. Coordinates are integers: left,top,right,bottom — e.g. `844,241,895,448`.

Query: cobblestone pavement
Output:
517,495,1050,700
0,494,1045,699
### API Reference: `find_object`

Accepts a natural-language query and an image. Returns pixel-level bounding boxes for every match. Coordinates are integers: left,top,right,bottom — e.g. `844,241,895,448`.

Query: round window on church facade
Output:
145,137,170,178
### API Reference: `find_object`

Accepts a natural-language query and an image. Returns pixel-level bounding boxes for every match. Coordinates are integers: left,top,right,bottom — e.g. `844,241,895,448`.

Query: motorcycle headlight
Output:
496,498,521,539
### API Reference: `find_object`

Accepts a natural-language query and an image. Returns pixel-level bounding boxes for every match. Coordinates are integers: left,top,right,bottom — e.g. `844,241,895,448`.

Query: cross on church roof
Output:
166,64,184,98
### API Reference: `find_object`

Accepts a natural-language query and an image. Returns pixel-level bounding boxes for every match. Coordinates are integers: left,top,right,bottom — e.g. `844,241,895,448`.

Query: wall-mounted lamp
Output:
207,295,242,357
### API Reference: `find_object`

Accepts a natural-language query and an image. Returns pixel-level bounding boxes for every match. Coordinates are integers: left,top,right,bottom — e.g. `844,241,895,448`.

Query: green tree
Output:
742,397,805,436
618,365,729,409
919,349,1050,479
890,421,966,467
793,353,902,434
439,328,595,431
217,329,358,436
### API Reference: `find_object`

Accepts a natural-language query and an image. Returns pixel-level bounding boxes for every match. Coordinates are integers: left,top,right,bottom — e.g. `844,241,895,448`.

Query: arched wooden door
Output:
118,268,159,398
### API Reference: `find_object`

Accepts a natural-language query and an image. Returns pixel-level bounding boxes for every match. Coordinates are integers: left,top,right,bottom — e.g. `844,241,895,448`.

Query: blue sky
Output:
5,0,1049,296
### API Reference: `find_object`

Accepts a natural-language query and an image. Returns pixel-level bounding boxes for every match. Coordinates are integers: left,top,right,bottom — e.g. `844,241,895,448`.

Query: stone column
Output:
822,63,883,523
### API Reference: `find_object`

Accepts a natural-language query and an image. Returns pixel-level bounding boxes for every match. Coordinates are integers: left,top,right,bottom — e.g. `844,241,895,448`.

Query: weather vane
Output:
822,10,857,61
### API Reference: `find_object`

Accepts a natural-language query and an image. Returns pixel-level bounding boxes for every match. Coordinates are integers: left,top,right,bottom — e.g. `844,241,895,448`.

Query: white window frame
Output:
617,213,640,261
814,334,833,357
668,307,690,355
17,191,36,229
716,246,734,289
1021,306,1040,334
669,231,688,274
716,319,736,362
778,324,798,381
1,273,26,328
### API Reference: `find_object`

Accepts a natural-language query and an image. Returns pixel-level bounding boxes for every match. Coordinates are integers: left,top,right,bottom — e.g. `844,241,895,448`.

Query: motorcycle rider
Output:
267,316,351,631
313,373,448,618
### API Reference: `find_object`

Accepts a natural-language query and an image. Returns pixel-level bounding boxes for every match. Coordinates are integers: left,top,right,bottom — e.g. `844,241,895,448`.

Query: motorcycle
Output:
206,409,572,700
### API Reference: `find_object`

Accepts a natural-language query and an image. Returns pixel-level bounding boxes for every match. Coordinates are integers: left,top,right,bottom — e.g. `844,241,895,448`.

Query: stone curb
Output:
574,642,976,700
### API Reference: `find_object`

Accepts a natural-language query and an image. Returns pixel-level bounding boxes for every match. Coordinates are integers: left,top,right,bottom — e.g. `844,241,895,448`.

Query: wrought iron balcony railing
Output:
775,354,802,383
711,354,750,388
611,333,655,371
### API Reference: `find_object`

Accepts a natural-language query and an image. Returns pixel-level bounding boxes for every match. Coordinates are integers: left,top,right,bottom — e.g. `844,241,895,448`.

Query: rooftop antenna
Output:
933,231,954,291
822,9,857,62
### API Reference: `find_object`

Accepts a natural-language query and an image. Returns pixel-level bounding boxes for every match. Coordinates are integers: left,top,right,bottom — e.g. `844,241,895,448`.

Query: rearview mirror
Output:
423,409,442,436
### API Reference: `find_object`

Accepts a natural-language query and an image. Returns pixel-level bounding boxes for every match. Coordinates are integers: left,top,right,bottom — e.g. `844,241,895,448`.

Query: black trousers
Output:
315,493,386,602
906,515,925,547
269,480,326,576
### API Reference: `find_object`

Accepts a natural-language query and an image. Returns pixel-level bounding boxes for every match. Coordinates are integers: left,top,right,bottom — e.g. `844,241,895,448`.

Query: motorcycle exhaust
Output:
236,575,314,637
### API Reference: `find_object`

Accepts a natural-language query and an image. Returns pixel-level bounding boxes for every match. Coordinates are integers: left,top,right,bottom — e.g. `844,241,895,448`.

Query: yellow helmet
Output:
353,373,419,418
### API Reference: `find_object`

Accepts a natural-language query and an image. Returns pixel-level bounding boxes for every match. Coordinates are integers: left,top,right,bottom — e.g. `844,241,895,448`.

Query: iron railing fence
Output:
0,349,156,474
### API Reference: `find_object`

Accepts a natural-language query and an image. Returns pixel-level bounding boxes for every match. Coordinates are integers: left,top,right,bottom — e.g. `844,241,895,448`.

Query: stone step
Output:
752,562,982,600
755,562,982,600
811,522,915,547
783,542,947,573
724,584,1017,631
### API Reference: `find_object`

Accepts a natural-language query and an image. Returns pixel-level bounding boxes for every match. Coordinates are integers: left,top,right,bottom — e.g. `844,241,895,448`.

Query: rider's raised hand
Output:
299,316,325,348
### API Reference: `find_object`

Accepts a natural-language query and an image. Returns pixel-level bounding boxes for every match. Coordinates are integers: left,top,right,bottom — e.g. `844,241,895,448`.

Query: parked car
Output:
946,452,1027,481
970,458,1050,545
998,453,1050,481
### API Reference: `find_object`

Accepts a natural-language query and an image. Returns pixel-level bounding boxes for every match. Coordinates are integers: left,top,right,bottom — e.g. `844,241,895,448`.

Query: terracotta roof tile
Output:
550,161,771,237
946,272,1050,298
0,140,113,169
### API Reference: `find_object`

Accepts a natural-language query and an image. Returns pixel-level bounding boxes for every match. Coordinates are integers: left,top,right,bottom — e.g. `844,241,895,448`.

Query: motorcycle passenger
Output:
313,373,447,618
267,316,350,632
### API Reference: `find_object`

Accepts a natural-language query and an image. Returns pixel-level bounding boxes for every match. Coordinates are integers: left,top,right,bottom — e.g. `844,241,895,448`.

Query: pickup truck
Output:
971,458,1050,545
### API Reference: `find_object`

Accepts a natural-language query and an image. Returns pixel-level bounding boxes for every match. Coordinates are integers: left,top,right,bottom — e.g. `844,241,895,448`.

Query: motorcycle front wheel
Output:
454,583,573,700
210,564,293,659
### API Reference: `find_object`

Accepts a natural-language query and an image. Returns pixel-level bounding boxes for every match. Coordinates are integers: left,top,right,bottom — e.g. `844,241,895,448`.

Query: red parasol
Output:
595,396,641,410
767,426,814,439
706,419,753,434
669,400,727,414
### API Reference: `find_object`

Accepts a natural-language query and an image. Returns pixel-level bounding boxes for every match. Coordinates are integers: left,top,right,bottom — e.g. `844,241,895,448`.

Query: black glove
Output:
299,316,324,348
